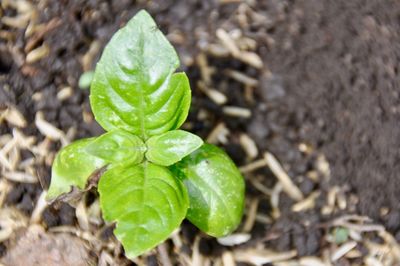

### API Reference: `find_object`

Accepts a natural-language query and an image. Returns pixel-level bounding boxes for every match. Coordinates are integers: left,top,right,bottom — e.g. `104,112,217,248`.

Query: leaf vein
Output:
192,176,235,226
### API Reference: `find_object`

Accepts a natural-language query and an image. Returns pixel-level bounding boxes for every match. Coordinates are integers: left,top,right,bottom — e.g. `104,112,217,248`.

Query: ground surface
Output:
0,0,399,265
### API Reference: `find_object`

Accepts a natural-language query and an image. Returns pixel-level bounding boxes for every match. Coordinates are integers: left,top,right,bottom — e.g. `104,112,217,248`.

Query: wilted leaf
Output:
47,138,106,201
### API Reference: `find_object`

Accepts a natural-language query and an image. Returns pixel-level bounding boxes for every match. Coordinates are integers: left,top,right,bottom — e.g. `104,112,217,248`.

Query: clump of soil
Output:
1,225,94,266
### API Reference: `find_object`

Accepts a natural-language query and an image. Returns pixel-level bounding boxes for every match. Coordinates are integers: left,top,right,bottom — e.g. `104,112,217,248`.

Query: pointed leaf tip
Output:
90,10,190,138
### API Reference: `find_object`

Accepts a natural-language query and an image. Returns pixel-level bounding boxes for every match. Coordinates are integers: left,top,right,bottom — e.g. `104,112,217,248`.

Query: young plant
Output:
47,10,245,259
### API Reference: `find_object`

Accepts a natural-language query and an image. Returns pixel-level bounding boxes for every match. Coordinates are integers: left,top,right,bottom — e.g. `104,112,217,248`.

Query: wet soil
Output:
1,0,400,262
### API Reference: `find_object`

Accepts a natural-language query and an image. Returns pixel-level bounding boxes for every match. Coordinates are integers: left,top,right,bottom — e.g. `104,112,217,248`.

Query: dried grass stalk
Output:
30,191,47,224
3,171,37,183
264,152,304,201
234,249,297,265
222,106,251,118
35,112,67,145
239,133,258,159
4,107,27,128
331,241,357,262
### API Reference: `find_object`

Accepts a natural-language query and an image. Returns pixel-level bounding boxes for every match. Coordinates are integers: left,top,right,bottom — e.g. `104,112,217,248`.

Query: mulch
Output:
1,0,399,265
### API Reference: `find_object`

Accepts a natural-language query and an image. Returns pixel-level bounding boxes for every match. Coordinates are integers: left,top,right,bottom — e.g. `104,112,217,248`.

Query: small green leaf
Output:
99,162,189,258
146,130,203,166
334,227,349,244
171,144,245,237
47,138,106,201
90,10,191,139
85,130,145,165
78,71,94,89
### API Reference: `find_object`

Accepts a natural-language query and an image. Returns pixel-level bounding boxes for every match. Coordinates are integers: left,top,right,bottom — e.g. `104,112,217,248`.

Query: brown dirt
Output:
258,0,400,233
1,0,400,264
2,225,94,266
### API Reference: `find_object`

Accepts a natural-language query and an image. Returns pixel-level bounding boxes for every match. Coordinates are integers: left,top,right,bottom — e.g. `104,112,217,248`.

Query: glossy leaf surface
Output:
146,130,203,166
90,10,191,139
98,162,189,258
171,144,245,237
47,138,106,200
85,130,145,165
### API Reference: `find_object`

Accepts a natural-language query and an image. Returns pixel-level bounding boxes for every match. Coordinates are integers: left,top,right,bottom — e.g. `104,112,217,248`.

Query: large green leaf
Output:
145,130,203,166
98,162,189,258
85,130,145,165
90,10,191,139
171,144,245,237
47,139,106,201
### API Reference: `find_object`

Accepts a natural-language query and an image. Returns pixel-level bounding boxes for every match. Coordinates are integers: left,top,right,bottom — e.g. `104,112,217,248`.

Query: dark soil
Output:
258,0,400,231
1,0,400,262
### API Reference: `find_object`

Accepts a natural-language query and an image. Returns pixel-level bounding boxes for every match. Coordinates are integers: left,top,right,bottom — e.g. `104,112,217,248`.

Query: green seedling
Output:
334,227,349,244
78,71,94,89
47,10,245,259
